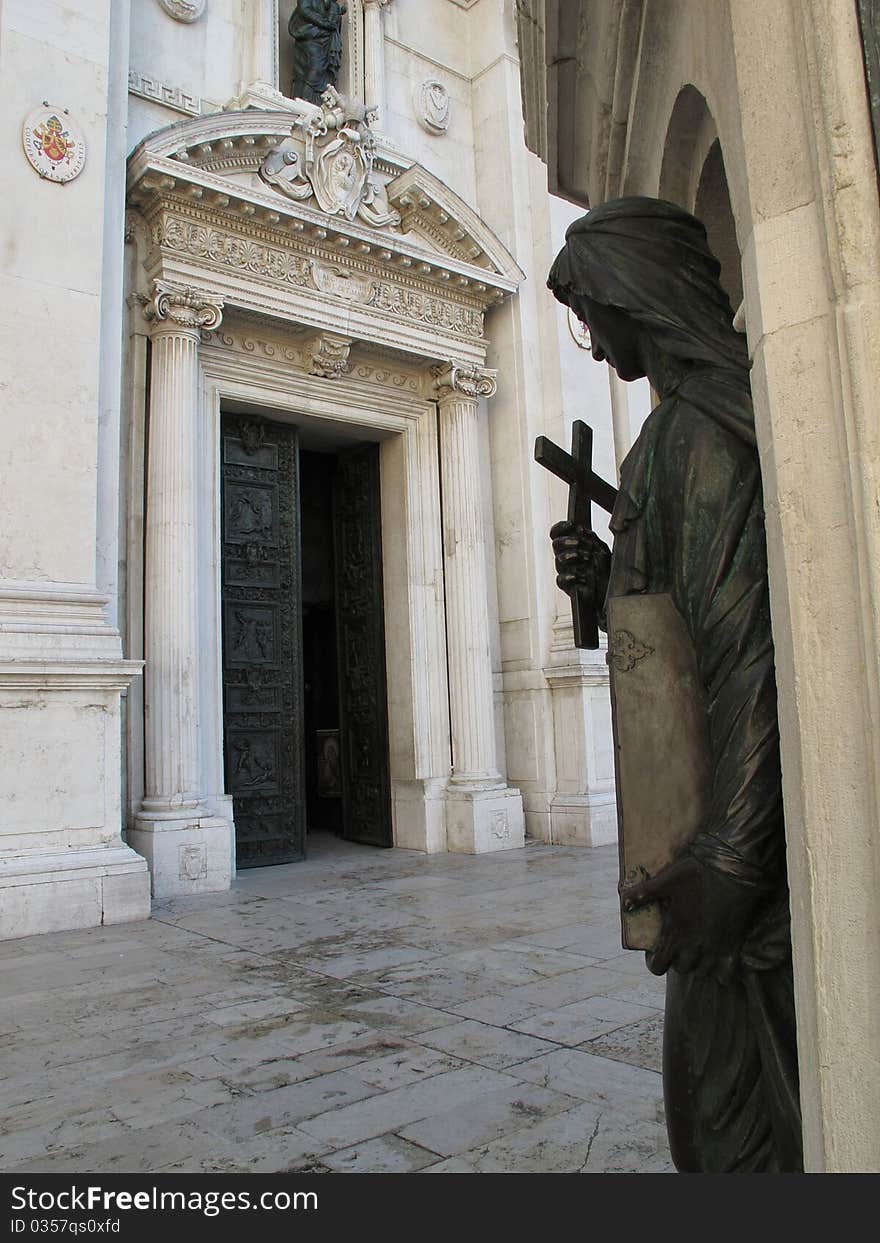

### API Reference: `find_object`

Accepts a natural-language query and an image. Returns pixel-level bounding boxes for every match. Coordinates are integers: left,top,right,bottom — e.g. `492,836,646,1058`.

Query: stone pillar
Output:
433,362,524,853
363,0,392,126
128,281,233,898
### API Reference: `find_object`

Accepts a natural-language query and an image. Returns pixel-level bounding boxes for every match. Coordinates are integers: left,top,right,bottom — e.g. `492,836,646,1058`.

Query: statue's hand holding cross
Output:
535,421,617,649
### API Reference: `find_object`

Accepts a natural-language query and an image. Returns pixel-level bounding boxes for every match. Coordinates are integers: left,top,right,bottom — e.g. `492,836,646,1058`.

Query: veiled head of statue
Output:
548,197,748,376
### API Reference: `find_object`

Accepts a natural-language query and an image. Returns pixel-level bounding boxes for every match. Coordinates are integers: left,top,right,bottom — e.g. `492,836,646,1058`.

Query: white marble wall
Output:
0,0,149,939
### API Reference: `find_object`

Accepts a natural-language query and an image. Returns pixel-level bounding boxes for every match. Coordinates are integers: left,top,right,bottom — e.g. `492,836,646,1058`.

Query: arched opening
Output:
660,85,743,312
695,139,743,311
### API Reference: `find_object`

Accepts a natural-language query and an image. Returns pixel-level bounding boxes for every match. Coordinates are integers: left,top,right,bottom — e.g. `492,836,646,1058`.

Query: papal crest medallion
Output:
22,104,86,183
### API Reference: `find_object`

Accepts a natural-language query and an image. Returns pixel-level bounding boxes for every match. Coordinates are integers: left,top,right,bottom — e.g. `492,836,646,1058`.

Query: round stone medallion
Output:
21,104,86,184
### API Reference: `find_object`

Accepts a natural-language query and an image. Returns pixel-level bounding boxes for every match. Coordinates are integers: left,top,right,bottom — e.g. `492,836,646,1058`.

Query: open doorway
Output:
220,412,393,869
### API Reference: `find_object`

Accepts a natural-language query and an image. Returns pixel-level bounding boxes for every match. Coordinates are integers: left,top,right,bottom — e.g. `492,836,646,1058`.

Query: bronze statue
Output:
289,0,348,105
546,197,803,1173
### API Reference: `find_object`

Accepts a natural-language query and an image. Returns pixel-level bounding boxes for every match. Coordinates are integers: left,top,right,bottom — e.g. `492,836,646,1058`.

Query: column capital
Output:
431,361,498,401
140,279,224,333
363,0,394,9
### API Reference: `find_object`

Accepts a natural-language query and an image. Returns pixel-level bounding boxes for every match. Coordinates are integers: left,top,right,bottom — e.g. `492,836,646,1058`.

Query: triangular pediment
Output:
127,111,523,291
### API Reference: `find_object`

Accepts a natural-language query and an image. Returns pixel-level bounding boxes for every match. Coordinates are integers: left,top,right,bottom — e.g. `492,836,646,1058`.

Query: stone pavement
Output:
0,837,673,1174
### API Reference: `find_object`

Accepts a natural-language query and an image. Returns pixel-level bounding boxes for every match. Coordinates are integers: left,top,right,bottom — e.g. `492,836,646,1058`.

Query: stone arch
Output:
660,85,742,311
694,139,742,312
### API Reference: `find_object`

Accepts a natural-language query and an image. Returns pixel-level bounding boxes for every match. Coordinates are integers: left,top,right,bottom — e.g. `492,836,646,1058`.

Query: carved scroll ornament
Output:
141,279,224,332
432,361,498,400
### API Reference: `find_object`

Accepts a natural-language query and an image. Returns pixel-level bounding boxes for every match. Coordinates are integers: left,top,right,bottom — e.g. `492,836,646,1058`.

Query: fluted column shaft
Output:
434,362,502,787
363,0,392,126
140,282,223,814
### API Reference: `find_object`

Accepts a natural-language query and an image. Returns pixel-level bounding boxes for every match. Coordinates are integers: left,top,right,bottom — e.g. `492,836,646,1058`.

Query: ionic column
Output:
130,280,232,897
433,362,524,853
363,0,392,126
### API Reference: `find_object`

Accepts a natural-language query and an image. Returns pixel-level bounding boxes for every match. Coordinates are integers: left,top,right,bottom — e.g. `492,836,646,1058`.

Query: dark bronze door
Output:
333,445,393,847
220,415,304,867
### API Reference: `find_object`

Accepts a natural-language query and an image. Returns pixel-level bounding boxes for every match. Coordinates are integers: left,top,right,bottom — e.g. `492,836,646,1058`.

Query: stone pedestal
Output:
130,281,233,899
446,784,525,854
0,586,149,939
434,362,524,853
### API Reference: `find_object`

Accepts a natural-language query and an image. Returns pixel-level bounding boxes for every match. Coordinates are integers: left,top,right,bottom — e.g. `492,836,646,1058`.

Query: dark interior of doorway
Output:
300,449,343,839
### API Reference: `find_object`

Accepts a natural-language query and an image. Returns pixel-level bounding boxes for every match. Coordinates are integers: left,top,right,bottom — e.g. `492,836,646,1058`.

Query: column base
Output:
129,814,233,900
0,846,151,941
445,784,525,854
550,793,618,847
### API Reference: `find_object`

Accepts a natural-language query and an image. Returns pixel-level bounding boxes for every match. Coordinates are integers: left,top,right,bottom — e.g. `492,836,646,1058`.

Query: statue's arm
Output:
291,0,342,32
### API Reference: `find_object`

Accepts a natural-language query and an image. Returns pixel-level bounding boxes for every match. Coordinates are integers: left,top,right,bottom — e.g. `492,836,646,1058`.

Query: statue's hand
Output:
550,520,611,605
620,853,762,983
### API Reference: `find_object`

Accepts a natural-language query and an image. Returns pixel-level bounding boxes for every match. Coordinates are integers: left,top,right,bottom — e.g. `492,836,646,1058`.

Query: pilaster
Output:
363,0,393,127
544,619,617,847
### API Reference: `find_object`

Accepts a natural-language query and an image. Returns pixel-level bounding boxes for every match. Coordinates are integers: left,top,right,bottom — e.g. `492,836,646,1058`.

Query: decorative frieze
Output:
129,71,201,117
352,363,420,392
154,217,313,288
206,331,308,369
151,213,485,337
370,284,483,338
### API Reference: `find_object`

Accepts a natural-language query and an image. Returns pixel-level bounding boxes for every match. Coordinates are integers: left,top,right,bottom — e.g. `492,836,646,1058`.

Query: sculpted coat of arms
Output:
260,86,401,228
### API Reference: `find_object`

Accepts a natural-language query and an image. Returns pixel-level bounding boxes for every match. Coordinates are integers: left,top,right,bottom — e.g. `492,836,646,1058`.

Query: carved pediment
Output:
127,110,523,286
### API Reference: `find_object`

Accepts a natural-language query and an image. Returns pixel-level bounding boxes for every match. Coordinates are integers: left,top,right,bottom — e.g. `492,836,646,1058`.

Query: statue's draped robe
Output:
548,199,803,1173
289,0,345,104
608,370,802,1172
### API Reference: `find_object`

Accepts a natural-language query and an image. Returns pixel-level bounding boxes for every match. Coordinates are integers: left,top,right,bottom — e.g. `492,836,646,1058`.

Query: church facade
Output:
514,0,880,1173
0,5,647,941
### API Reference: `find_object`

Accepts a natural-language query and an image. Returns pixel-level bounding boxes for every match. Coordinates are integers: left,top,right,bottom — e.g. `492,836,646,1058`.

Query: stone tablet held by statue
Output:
607,593,713,949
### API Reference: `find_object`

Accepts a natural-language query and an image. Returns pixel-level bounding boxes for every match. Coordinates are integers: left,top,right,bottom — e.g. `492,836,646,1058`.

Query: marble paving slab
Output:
1,836,673,1174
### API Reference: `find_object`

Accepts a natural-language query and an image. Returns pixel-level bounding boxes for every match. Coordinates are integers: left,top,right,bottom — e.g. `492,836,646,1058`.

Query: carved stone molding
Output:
352,362,420,393
205,330,308,369
129,71,201,116
309,333,352,379
156,0,206,22
141,279,224,332
431,361,498,400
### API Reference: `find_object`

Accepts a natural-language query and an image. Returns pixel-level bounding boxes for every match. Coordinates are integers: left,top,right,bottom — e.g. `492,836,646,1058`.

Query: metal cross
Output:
534,420,618,649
